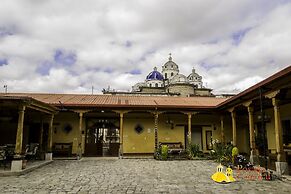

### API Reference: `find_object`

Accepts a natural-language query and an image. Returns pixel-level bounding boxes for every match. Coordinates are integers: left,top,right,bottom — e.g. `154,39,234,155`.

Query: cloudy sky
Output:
0,0,291,94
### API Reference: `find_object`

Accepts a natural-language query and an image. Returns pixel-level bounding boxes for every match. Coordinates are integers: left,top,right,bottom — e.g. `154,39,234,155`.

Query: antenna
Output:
3,85,7,93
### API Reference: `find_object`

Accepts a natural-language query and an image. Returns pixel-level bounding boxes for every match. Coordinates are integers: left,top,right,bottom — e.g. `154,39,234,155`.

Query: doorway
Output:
85,119,120,157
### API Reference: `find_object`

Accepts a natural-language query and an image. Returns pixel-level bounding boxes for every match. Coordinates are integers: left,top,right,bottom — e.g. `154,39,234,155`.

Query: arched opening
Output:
155,83,158,87
85,111,120,157
165,73,167,79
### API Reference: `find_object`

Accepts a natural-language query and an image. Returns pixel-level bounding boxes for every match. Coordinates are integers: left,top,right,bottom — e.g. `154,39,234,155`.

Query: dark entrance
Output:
184,125,203,149
85,119,120,157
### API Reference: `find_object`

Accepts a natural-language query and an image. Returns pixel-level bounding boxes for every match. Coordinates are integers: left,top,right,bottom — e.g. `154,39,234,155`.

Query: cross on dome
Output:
168,53,172,61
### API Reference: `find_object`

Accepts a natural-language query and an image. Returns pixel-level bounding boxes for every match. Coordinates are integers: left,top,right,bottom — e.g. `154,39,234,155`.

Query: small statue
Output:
211,164,236,183
225,167,236,182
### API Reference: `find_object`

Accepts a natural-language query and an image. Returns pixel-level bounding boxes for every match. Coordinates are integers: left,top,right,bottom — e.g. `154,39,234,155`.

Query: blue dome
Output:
146,67,164,81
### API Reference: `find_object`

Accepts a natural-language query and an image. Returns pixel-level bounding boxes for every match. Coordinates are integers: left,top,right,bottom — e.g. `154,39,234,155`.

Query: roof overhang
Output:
217,65,291,110
0,95,58,114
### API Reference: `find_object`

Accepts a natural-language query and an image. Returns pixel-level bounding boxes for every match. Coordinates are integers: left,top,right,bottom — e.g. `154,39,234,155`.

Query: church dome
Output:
146,67,164,81
170,74,189,84
162,54,179,70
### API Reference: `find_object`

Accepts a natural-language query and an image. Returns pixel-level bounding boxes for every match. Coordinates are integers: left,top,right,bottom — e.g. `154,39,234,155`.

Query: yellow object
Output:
232,147,239,156
211,164,236,183
225,167,236,182
211,164,228,183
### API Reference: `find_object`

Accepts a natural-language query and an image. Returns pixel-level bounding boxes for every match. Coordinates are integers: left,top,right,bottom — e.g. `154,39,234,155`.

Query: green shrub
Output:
210,143,234,165
161,145,168,160
154,145,161,159
187,143,204,159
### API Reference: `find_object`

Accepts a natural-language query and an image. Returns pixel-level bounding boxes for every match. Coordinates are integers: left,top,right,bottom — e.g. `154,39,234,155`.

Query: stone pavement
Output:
0,158,290,194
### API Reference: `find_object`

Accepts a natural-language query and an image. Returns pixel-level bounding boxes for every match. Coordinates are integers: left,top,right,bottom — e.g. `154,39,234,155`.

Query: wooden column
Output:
154,112,159,151
39,119,44,151
187,113,192,146
14,105,26,158
47,114,54,152
220,116,225,144
247,106,257,153
78,112,84,157
272,98,286,162
119,112,124,156
230,110,237,146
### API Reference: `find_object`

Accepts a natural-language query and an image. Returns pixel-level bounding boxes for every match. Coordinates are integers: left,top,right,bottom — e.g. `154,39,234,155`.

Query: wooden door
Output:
85,127,102,156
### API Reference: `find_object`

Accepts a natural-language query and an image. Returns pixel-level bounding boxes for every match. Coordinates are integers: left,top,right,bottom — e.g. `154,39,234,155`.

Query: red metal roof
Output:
0,93,228,109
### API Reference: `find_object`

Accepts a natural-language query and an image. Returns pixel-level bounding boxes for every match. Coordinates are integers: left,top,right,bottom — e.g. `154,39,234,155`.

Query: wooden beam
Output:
14,105,26,157
272,98,286,162
265,90,280,99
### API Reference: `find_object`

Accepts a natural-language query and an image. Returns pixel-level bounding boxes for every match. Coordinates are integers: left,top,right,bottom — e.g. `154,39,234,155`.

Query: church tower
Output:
162,54,179,82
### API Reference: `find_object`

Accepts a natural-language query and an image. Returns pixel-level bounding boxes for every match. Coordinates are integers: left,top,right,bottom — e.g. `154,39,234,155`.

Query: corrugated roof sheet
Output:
0,93,228,108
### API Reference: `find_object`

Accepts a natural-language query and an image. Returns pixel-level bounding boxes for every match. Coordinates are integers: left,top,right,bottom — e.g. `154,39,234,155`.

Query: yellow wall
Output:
216,113,250,154
52,111,242,155
52,112,85,154
264,103,291,153
123,115,155,154
122,113,224,154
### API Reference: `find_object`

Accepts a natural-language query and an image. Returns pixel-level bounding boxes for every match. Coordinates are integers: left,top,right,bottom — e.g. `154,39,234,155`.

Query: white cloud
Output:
0,0,290,94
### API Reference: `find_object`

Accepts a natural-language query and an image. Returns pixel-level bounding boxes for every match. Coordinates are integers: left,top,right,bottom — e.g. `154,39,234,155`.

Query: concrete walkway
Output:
0,159,290,193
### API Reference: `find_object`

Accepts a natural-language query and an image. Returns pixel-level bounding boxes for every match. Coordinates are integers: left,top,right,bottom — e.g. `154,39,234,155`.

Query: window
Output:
149,83,152,87
155,83,158,87
135,124,144,134
171,72,174,76
165,73,167,79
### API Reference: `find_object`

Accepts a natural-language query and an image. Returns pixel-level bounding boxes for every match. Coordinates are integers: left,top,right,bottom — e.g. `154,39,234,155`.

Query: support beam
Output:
220,116,225,144
187,113,192,146
113,110,130,158
39,118,44,152
14,105,26,158
181,112,198,148
154,112,159,151
11,105,26,171
78,112,84,159
272,98,285,162
229,109,237,146
272,98,289,175
46,114,54,160
119,112,124,157
247,106,259,164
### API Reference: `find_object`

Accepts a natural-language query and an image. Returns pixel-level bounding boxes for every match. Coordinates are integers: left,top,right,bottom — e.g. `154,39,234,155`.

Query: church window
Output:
155,83,158,87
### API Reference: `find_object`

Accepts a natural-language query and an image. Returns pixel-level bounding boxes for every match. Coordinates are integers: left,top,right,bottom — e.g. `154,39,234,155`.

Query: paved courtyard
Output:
0,158,290,194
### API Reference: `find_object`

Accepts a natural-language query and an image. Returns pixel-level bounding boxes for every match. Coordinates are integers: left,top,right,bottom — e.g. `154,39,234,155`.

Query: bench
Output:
53,142,73,157
25,143,39,160
0,146,8,169
159,142,184,155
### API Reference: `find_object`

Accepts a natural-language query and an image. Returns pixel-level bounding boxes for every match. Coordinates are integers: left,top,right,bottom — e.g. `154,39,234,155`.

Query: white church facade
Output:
104,55,212,97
